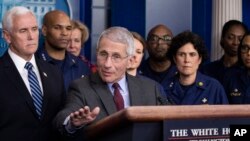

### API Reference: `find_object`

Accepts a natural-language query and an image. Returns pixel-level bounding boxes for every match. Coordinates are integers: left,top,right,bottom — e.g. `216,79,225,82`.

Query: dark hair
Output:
237,31,250,66
167,31,208,64
220,20,248,47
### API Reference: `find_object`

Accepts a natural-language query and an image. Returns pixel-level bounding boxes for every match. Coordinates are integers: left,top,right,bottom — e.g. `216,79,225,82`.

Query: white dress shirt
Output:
8,49,44,95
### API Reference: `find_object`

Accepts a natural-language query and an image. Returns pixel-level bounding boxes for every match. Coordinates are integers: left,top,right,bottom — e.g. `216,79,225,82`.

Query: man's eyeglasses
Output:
97,52,128,63
241,45,250,53
148,34,172,44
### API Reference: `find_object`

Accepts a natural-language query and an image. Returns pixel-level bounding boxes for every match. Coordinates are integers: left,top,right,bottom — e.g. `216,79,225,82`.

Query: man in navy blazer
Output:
0,6,65,141
54,27,165,137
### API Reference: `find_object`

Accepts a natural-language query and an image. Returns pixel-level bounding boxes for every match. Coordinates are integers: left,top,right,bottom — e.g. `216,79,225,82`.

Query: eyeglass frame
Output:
97,51,129,63
147,34,172,44
241,44,250,53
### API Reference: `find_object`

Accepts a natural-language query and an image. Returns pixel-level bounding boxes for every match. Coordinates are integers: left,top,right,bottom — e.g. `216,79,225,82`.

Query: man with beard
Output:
201,20,248,84
138,24,177,86
36,10,90,90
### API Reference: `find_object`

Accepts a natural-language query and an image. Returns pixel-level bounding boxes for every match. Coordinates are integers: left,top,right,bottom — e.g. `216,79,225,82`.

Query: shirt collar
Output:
39,47,77,67
8,48,38,72
107,75,127,91
170,72,206,90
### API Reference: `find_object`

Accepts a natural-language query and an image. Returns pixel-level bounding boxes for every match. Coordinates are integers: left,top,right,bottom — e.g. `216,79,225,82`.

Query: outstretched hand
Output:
70,106,100,127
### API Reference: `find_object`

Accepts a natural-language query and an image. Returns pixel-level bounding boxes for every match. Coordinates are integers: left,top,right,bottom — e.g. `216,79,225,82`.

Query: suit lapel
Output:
127,74,144,105
90,74,145,113
91,74,117,115
3,53,38,118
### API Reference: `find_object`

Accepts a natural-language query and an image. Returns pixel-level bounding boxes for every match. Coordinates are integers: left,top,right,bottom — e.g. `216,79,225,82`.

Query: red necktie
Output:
112,83,124,111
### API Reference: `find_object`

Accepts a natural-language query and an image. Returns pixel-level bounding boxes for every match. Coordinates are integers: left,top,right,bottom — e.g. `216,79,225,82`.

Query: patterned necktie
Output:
25,62,43,119
112,83,124,111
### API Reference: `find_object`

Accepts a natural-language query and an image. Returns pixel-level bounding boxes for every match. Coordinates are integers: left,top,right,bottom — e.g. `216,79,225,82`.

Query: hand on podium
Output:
70,106,100,127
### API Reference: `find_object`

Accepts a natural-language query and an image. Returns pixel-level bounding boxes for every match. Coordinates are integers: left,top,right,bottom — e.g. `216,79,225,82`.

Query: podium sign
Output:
164,118,250,141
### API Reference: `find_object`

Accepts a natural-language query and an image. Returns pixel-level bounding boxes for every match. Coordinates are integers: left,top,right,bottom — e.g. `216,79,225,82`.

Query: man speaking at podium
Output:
54,26,166,137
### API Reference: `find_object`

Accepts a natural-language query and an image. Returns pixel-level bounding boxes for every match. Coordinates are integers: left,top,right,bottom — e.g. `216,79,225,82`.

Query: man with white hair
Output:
0,6,65,141
54,26,165,138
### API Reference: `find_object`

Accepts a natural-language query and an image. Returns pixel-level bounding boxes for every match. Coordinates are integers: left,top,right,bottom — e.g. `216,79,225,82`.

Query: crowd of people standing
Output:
0,5,249,141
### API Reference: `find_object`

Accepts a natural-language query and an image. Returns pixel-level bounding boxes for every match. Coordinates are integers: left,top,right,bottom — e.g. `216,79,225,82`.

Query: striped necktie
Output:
112,83,124,111
25,62,43,119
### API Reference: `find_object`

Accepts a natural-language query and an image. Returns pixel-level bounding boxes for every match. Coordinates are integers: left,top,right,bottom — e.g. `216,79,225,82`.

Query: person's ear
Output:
41,25,47,36
173,56,177,64
127,56,135,69
198,56,202,65
2,30,11,44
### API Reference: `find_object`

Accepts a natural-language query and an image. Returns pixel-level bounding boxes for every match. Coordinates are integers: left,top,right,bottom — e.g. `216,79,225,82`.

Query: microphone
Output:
157,96,175,105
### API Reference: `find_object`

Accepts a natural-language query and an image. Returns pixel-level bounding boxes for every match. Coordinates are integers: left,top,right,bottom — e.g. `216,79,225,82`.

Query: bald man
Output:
36,10,90,90
138,24,177,86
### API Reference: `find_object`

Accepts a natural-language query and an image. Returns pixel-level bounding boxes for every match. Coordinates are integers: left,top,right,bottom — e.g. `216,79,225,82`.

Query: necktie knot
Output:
25,62,33,70
112,83,120,89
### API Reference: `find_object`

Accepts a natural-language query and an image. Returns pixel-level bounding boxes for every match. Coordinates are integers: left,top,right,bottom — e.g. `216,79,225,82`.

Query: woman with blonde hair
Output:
67,20,97,73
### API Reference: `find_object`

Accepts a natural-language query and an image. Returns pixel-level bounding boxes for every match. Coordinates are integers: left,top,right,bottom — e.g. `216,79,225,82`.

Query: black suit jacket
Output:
54,72,163,134
0,52,65,141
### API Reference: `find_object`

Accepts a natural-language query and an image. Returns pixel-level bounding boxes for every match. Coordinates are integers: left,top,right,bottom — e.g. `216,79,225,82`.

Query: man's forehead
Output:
98,48,124,54
12,14,38,28
46,13,70,25
151,30,172,37
50,18,71,25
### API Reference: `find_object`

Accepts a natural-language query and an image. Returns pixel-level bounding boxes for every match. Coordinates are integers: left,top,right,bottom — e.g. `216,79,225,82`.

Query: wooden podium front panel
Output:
85,105,250,141
87,121,162,141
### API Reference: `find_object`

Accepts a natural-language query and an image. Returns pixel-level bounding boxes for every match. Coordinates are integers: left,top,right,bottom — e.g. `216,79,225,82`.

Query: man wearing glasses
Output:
139,24,177,86
54,26,165,138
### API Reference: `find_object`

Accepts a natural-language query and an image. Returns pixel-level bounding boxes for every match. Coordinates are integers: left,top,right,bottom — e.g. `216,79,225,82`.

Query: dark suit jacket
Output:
0,52,65,141
54,72,163,134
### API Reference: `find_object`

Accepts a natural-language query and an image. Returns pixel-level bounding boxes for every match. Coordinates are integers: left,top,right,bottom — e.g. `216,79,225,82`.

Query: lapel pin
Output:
43,72,47,77
234,88,238,92
202,98,207,103
169,82,174,88
230,88,241,96
198,82,203,87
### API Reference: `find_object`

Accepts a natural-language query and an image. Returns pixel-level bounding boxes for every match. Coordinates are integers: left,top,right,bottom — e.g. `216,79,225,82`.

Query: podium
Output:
85,105,250,141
